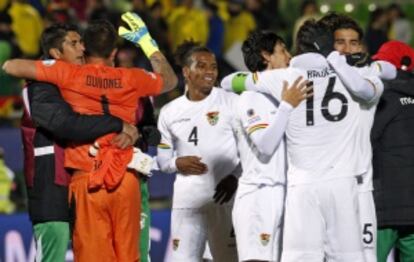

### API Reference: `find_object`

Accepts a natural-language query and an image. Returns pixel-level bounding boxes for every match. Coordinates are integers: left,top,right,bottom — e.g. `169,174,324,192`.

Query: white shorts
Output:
232,184,285,261
358,190,377,262
170,202,237,262
281,176,365,262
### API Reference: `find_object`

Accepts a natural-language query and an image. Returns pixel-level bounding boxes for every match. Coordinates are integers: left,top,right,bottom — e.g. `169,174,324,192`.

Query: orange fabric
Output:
88,134,133,190
34,60,163,188
69,171,141,262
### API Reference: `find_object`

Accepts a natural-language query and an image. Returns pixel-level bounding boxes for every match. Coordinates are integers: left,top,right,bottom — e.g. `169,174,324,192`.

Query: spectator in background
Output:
0,11,21,97
167,0,208,51
0,11,22,120
292,0,319,49
131,0,150,22
87,0,120,27
44,0,78,26
146,1,170,57
371,41,414,262
387,3,412,44
204,0,224,59
365,8,389,55
0,147,15,214
8,0,43,57
223,0,256,71
223,0,256,53
245,0,273,30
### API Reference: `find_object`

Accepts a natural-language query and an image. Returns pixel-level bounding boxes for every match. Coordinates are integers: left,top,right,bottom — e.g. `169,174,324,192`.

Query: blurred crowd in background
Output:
0,0,413,213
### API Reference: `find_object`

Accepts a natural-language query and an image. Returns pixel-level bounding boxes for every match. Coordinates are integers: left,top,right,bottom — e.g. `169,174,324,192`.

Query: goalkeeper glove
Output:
118,12,159,58
89,143,154,177
345,52,372,67
127,147,154,177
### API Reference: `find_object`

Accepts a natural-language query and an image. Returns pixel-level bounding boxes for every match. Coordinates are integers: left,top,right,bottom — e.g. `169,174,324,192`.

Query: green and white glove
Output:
118,12,159,58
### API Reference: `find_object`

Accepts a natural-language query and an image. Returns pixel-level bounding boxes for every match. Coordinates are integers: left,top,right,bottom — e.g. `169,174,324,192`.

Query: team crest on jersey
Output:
206,111,219,126
260,233,271,246
172,239,180,251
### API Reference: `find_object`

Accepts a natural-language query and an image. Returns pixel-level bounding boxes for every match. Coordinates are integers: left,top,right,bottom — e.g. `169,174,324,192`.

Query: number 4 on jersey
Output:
188,126,198,146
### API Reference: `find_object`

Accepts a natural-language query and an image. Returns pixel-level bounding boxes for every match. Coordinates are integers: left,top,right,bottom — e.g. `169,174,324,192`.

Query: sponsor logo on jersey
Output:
171,118,191,125
206,111,219,126
260,233,271,246
41,59,56,66
400,97,414,105
172,239,180,251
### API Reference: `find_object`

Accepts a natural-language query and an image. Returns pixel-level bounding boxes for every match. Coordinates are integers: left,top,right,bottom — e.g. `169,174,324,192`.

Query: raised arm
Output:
327,51,383,102
118,12,177,93
241,78,310,158
2,59,37,80
148,52,178,93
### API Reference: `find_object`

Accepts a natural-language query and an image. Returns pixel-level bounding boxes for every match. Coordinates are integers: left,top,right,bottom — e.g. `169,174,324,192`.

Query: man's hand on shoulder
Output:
281,76,313,108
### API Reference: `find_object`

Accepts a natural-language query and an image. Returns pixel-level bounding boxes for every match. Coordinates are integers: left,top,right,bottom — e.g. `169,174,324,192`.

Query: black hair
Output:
388,3,405,18
174,40,212,67
242,30,285,72
300,0,317,15
319,12,364,40
150,1,162,12
368,7,387,27
296,19,332,55
0,11,12,24
40,23,80,58
83,19,117,58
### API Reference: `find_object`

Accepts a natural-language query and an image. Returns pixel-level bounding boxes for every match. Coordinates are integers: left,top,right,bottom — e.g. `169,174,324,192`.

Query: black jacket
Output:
372,70,414,227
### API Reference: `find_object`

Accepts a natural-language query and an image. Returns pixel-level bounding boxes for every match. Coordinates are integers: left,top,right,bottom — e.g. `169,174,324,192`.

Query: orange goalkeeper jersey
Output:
34,60,163,188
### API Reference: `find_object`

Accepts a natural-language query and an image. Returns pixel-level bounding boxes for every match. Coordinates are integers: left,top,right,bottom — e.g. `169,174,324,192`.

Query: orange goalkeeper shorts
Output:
69,170,141,262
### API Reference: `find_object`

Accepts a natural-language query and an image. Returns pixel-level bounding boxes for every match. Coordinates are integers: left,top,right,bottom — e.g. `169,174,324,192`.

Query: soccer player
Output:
21,23,138,262
232,30,310,262
156,40,239,262
319,13,396,262
225,19,381,261
3,13,177,261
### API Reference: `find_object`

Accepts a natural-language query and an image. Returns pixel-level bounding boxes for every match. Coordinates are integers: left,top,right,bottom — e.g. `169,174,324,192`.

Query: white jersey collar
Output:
183,86,218,106
290,52,329,70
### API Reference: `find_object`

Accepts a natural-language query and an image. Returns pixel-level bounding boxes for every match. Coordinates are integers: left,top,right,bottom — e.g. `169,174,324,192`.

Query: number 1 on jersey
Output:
188,126,198,146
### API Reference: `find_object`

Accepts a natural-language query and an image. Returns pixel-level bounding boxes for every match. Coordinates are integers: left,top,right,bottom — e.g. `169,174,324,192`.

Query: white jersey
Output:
355,61,394,192
255,53,362,185
157,87,240,208
236,91,287,188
